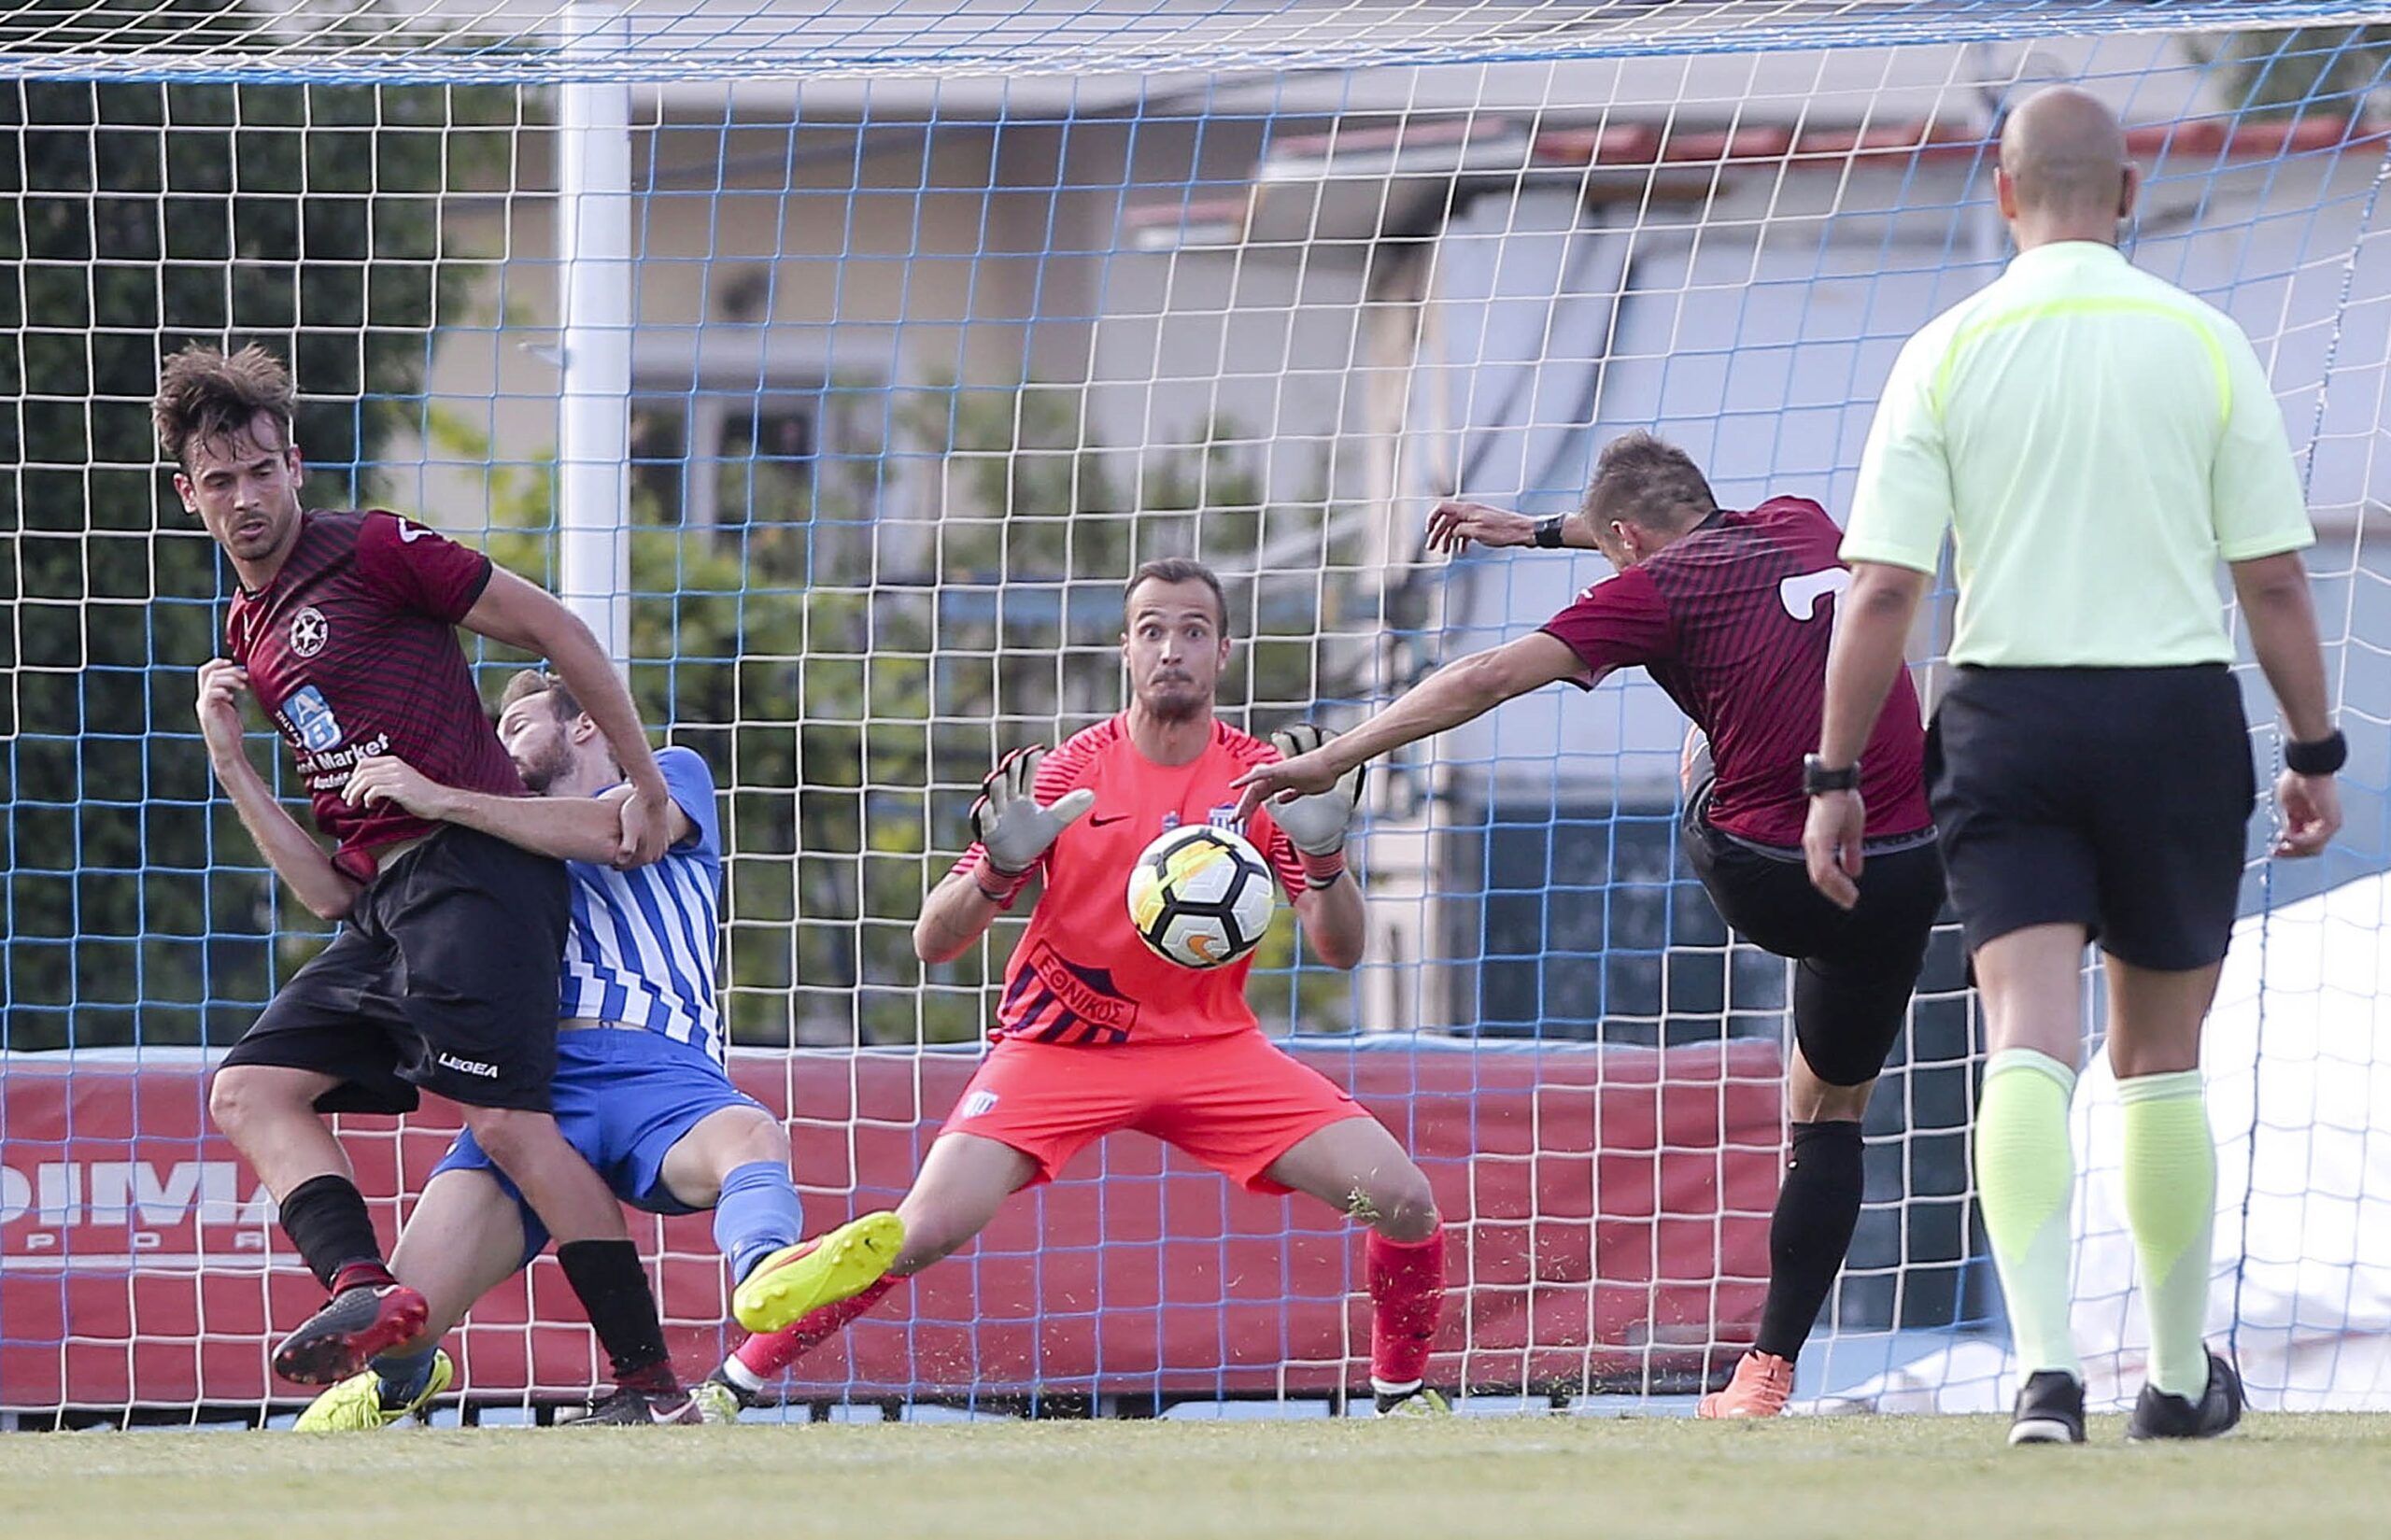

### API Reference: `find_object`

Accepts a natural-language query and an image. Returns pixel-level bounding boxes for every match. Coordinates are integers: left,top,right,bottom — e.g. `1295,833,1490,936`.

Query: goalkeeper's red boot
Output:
271,1281,430,1386
1698,1350,1794,1419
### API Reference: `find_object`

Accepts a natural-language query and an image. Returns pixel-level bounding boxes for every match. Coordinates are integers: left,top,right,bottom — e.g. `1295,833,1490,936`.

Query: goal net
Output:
3,0,2387,1421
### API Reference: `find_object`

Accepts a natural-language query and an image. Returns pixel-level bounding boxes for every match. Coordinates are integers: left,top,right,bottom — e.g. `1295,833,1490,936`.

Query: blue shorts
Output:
429,1026,768,1259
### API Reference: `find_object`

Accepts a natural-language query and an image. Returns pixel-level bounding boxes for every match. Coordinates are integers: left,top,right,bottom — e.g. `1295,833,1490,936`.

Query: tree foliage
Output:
2192,24,2391,116
0,2,512,1049
447,374,1364,1048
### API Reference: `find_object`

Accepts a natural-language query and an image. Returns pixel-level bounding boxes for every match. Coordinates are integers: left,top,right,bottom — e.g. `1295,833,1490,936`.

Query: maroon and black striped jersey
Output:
225,509,525,883
1540,496,1931,848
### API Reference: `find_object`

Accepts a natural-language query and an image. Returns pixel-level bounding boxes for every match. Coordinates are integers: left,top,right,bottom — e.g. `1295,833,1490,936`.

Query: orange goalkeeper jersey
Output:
950,715,1311,1045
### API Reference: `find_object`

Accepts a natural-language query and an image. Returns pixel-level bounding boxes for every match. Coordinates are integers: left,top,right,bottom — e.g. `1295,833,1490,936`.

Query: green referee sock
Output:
2117,1069,2216,1400
1977,1048,2081,1379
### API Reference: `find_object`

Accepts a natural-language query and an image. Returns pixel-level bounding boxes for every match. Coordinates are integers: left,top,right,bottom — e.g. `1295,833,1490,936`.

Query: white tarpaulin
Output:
1819,870,2391,1414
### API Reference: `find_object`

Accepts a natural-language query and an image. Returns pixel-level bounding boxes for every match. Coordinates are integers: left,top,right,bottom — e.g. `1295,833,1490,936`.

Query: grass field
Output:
3,1414,2387,1540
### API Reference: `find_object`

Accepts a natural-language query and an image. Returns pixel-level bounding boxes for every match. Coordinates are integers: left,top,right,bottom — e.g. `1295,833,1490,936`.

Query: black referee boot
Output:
2007,1370,2087,1446
2127,1351,2243,1441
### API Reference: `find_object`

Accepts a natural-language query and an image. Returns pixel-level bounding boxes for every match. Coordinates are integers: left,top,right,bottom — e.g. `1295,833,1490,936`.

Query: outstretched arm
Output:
342,756,691,866
461,568,674,868
1231,632,1583,822
195,660,361,922
1426,500,1600,555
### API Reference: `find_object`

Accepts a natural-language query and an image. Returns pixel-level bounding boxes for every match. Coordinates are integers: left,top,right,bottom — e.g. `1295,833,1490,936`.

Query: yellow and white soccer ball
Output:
1125,824,1278,969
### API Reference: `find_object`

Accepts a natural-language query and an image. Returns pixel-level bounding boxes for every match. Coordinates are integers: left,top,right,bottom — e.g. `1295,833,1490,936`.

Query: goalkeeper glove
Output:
970,744,1096,878
1265,725,1364,858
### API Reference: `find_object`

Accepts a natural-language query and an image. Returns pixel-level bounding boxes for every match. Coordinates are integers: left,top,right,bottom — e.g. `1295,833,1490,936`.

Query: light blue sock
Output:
714,1160,804,1282
370,1346,437,1408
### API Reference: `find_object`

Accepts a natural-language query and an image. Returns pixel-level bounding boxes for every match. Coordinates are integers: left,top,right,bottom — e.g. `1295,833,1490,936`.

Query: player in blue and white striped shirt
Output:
296,669,900,1428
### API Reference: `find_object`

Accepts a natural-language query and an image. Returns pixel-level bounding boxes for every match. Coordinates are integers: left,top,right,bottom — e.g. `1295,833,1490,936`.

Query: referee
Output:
1804,85,2341,1447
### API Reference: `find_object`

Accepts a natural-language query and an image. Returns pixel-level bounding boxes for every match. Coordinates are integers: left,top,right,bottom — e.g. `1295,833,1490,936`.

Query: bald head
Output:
1999,85,2133,231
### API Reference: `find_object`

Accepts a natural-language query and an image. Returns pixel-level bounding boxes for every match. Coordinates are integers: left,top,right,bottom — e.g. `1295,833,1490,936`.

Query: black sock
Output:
278,1174,388,1292
556,1239,675,1388
1755,1120,1866,1362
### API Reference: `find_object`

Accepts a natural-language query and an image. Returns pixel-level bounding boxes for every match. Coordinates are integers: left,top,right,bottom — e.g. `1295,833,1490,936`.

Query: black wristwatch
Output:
1802,754,1860,796
2285,729,2348,776
1533,515,1567,549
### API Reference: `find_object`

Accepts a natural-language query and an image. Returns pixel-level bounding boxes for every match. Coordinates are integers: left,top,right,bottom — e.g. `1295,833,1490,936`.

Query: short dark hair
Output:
1583,431,1719,529
499,668,581,722
1124,557,1229,631
153,343,296,472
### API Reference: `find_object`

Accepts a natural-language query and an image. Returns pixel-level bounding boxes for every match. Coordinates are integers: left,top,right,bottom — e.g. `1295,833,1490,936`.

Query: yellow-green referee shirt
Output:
1841,240,2315,668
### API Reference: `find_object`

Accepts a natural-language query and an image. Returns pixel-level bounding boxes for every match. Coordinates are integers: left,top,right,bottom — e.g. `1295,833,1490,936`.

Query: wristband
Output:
1533,515,1567,549
974,859,1034,904
1299,849,1348,888
1802,754,1860,796
2285,729,2347,777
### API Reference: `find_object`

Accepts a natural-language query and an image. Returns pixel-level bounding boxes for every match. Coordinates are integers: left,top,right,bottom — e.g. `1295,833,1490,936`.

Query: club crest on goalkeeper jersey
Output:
950,716,1310,1045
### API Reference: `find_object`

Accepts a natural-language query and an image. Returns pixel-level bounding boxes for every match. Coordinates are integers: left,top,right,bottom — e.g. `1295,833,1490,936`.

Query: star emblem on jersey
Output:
289,605,329,658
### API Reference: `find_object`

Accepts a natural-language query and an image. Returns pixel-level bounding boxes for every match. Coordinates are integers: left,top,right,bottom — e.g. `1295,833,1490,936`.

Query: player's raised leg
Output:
656,1104,810,1306
650,1101,900,1335
293,1167,526,1431
1264,1115,1449,1417
1699,842,1939,1420
707,1132,1035,1407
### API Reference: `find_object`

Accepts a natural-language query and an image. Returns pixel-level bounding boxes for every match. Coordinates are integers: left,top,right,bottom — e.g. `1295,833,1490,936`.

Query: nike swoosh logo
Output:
397,521,430,543
1090,814,1130,827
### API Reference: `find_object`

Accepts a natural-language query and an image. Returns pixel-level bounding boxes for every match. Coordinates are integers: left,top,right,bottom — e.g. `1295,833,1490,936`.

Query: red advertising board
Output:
0,1041,1779,1409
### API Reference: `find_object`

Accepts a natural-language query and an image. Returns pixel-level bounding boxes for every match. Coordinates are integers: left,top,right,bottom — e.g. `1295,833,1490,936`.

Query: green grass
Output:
2,1414,2387,1540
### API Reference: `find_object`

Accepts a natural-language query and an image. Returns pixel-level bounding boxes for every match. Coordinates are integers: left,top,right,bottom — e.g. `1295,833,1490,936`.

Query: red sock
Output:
1366,1228,1446,1391
331,1260,399,1295
731,1275,904,1382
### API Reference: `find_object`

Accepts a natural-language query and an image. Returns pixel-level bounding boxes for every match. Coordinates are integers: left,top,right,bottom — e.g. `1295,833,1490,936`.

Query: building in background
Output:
403,17,2388,1041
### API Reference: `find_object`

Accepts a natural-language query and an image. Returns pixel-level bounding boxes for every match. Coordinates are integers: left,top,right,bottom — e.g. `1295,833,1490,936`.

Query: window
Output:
627,383,877,584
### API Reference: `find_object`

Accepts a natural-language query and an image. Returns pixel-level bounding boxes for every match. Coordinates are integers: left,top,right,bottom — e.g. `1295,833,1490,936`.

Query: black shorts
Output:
219,827,570,1114
1684,785,1945,1088
1927,664,2254,971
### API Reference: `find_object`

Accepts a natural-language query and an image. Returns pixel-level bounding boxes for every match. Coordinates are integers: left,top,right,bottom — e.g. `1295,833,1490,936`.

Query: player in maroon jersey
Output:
163,344,700,1423
1234,432,1945,1418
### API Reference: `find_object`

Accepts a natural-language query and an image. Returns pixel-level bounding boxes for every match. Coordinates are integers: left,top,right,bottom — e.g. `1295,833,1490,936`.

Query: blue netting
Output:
0,2,2381,86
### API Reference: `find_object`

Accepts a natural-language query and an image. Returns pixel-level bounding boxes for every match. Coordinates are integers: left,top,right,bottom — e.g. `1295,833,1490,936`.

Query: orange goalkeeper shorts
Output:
939,1031,1369,1194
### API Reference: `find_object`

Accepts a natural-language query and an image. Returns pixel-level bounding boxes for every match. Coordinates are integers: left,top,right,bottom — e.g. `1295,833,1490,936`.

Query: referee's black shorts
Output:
219,826,570,1114
1927,664,2255,971
1683,784,1945,1089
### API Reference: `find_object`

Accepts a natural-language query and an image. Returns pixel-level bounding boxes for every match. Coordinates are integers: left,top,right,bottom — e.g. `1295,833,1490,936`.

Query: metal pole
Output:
556,3,634,665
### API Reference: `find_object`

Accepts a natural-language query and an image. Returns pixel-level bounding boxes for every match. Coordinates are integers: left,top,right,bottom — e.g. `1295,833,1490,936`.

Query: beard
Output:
1136,675,1209,722
514,740,573,794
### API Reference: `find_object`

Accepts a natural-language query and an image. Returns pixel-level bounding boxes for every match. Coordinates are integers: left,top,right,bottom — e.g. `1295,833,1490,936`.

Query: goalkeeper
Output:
291,669,899,1428
1235,433,1943,1419
700,558,1451,1418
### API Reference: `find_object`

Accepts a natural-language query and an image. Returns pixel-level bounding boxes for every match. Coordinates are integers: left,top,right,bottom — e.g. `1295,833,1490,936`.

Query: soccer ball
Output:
1125,824,1278,969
